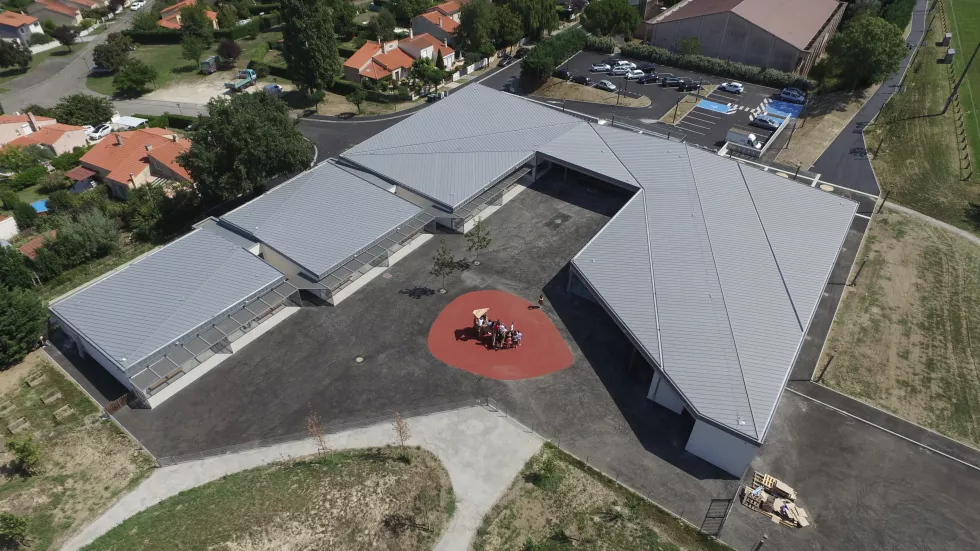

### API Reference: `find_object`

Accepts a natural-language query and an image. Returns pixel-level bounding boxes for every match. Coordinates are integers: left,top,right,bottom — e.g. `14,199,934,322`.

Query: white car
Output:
86,124,111,140
779,87,806,104
130,1,145,10
609,66,630,76
624,69,645,80
613,60,636,69
596,80,617,92
719,82,744,94
590,63,611,73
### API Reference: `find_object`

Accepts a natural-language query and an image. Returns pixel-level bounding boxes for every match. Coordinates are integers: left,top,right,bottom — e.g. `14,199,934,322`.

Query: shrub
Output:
0,512,27,548
584,34,616,54
6,433,42,475
0,189,17,210
132,112,198,129
50,147,88,171
881,0,915,29
250,2,280,14
520,29,587,87
249,60,270,77
12,202,38,230
8,166,48,191
29,32,53,45
79,18,95,30
37,170,69,193
620,42,815,90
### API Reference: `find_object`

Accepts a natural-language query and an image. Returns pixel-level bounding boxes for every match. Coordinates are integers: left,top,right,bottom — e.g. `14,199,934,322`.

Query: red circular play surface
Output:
427,290,573,380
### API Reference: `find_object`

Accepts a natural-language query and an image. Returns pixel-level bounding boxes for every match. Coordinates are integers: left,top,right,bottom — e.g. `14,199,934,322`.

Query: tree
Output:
507,0,558,40
0,40,31,71
280,0,342,97
41,18,55,34
30,247,64,282
50,25,77,51
369,8,397,42
0,146,37,172
217,38,242,65
180,92,314,203
231,0,255,19
180,4,215,45
21,103,54,118
825,16,907,88
430,237,459,292
466,217,491,264
124,185,165,242
92,32,133,72
435,49,445,70
494,5,523,51
581,0,641,37
114,59,158,97
331,0,358,39
50,210,118,268
181,34,207,66
0,286,47,368
46,189,78,214
410,57,444,92
457,0,496,59
12,202,38,231
0,512,27,548
107,0,126,12
677,36,700,55
0,247,33,290
6,433,42,474
393,411,411,447
847,0,881,19
389,0,431,21
131,10,158,31
53,94,114,126
217,5,238,29
346,86,367,113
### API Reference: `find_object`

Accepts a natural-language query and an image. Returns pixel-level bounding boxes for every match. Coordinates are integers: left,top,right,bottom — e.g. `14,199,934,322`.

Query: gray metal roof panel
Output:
537,123,640,188
50,228,284,373
220,161,421,277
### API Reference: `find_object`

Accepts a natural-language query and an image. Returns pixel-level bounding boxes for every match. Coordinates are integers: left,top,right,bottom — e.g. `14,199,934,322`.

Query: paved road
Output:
811,0,930,196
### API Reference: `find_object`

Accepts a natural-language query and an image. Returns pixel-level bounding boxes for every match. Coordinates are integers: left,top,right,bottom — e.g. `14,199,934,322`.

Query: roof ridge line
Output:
346,121,580,155
737,164,803,331
683,149,758,438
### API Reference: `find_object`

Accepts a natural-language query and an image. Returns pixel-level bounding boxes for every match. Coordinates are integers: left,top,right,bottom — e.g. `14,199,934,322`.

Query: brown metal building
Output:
643,0,846,75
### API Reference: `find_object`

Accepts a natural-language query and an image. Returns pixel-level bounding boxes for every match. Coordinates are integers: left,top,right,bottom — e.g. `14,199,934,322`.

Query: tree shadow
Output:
171,64,197,75
964,203,980,230
50,49,71,57
399,286,436,299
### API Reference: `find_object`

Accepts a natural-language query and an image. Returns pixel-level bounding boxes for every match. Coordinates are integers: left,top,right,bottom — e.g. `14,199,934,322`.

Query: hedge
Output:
584,35,616,54
214,20,260,40
620,43,815,90
250,2,280,14
133,113,198,129
30,33,52,45
121,30,182,44
520,28,587,86
257,13,281,31
881,0,915,30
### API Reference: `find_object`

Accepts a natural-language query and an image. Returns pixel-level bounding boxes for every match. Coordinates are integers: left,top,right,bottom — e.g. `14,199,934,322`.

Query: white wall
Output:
647,370,685,414
685,420,760,477
259,244,313,281
0,216,19,240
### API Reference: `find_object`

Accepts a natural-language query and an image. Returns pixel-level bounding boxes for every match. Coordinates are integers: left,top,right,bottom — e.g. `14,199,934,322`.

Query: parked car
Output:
610,66,630,76
85,124,111,140
779,87,806,104
130,0,145,9
89,65,112,76
553,69,572,80
596,80,617,92
263,83,283,97
612,60,636,69
498,55,515,67
514,47,530,59
590,63,611,72
624,69,645,80
750,115,781,131
719,82,744,94
677,80,703,92
571,75,592,86
661,76,680,86
637,63,657,72
636,73,659,84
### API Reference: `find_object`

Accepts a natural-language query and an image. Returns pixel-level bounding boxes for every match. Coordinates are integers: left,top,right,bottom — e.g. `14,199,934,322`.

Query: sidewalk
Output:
60,405,542,551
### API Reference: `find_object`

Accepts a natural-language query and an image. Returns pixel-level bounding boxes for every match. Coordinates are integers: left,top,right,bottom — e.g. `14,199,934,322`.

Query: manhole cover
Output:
819,184,835,192
545,213,572,230
354,355,365,364
382,273,392,279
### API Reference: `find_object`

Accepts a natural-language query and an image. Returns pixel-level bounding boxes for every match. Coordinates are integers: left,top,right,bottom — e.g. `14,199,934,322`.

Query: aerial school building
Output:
50,85,856,475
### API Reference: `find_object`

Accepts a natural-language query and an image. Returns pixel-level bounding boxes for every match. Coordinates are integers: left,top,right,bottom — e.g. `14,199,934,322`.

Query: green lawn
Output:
0,355,154,551
948,0,980,165
0,48,71,92
864,1,980,234
475,444,732,551
84,447,454,551
820,209,980,448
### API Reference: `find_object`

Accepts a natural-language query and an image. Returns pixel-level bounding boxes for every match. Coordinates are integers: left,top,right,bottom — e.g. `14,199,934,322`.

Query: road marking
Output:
683,116,718,127
676,124,706,135
678,119,711,130
689,109,722,120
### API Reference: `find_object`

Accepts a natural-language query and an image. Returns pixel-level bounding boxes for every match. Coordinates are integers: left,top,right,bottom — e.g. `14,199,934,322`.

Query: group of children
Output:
475,315,523,350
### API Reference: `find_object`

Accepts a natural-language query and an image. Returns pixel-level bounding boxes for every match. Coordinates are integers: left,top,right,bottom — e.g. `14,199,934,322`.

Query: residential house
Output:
18,229,55,259
643,0,845,75
7,122,88,155
27,0,82,26
157,0,217,30
0,113,57,147
344,31,455,83
65,166,97,193
0,11,42,46
79,128,192,198
411,6,460,47
0,215,18,241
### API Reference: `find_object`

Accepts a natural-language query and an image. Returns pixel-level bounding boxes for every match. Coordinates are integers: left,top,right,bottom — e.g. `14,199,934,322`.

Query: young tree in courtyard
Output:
430,237,460,293
346,86,367,113
306,405,329,456
50,25,77,52
393,412,411,447
280,0,341,98
181,34,207,66
581,0,641,37
0,286,47,369
466,217,491,265
180,92,314,204
825,16,907,89
0,512,27,549
6,433,42,474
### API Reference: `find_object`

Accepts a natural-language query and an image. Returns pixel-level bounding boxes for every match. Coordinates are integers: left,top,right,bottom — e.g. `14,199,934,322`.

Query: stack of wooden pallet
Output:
740,472,810,528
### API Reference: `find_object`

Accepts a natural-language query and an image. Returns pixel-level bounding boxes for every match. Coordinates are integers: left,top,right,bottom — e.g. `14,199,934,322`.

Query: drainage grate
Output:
545,213,572,230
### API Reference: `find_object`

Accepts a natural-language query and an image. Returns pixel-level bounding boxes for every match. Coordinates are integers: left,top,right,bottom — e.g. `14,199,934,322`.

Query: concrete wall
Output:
685,419,760,477
647,370,686,414
0,216,18,240
646,13,801,73
259,243,314,281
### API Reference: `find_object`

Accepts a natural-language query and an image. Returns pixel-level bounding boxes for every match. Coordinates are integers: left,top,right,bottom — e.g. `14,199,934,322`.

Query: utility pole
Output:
611,75,628,127
943,39,980,114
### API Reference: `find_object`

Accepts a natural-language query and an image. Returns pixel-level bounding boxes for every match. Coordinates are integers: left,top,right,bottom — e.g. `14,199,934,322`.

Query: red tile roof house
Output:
0,11,42,46
344,31,456,83
26,0,82,27
411,1,463,47
18,229,55,259
157,0,218,30
79,128,193,199
0,112,57,147
7,121,88,155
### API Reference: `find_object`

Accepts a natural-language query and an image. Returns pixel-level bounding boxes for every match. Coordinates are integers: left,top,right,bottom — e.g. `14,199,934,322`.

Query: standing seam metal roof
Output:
50,228,285,374
219,161,422,279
